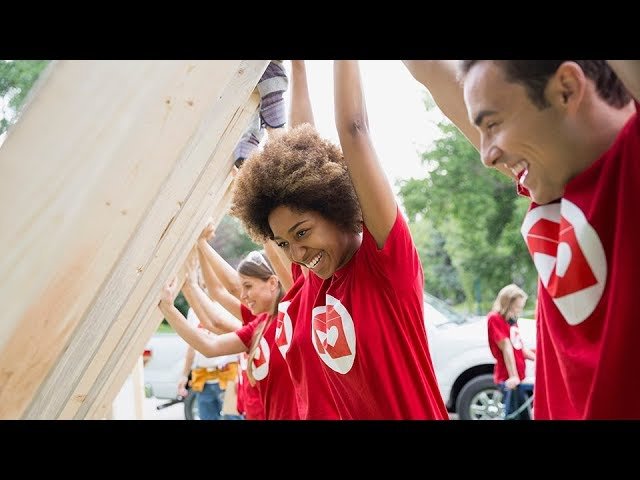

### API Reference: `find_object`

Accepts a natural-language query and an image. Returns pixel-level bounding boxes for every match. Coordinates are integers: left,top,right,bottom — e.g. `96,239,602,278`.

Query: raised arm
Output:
264,240,293,292
197,223,241,298
289,60,316,128
607,60,640,103
159,276,247,358
180,250,224,332
334,60,396,247
196,245,243,321
402,60,480,151
181,265,243,334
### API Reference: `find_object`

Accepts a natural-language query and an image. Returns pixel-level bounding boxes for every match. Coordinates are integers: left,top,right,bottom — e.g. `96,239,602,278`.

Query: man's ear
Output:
546,61,586,114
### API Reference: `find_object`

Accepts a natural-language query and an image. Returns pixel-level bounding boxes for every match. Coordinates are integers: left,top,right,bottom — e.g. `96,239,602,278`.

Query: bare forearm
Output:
501,344,519,378
289,60,315,128
159,302,245,357
181,283,215,331
196,247,243,319
334,60,396,247
402,60,480,150
159,302,219,356
182,282,242,333
523,347,536,362
607,60,640,103
197,239,241,297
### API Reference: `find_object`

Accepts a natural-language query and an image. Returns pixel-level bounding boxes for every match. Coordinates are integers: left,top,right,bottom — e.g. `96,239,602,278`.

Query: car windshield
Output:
424,292,467,327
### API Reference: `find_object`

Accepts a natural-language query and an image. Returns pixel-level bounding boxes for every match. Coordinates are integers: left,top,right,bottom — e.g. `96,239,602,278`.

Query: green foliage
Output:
409,218,465,304
399,119,538,311
210,214,260,268
174,291,190,318
0,60,50,136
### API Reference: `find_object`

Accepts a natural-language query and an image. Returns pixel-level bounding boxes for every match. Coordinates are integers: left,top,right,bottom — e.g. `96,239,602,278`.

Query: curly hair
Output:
230,123,363,243
460,60,631,110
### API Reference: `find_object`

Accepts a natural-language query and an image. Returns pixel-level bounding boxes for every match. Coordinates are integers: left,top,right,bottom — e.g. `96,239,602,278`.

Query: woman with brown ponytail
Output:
158,235,299,420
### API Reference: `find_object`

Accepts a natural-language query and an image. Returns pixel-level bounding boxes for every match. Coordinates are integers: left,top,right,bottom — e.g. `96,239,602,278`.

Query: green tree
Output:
409,217,465,304
210,214,260,268
1,60,50,135
399,102,537,312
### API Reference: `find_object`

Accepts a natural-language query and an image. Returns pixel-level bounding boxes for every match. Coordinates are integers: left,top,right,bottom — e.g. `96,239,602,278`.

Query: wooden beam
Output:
85,177,238,420
0,60,268,419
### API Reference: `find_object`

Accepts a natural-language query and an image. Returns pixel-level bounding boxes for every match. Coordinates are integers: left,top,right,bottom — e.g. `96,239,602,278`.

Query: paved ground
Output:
143,396,186,420
142,396,459,420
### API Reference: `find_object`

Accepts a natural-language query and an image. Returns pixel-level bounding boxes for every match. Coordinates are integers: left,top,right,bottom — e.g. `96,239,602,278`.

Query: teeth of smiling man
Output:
306,252,322,269
510,161,529,184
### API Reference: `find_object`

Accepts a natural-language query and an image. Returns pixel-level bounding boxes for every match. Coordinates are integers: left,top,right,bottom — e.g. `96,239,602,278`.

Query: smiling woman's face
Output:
239,274,276,315
268,206,360,279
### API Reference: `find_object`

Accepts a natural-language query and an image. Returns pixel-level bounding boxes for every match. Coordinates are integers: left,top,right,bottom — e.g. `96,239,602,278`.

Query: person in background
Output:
177,306,243,420
159,241,299,419
233,60,289,168
487,284,536,420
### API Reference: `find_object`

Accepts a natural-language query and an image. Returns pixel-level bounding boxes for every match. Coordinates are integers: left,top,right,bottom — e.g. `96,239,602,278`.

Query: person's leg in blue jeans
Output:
197,382,224,420
500,383,531,420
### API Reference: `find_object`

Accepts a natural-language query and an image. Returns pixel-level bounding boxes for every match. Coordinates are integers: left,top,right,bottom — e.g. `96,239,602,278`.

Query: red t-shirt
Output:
285,208,448,419
235,306,299,419
236,353,265,420
487,312,526,384
521,102,640,419
278,267,341,419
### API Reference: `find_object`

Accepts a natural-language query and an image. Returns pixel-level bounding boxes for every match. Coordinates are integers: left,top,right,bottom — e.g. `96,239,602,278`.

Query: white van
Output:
423,293,535,420
144,293,536,420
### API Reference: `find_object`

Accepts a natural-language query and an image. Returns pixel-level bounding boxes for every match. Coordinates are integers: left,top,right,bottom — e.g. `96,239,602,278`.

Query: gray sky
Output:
283,60,447,193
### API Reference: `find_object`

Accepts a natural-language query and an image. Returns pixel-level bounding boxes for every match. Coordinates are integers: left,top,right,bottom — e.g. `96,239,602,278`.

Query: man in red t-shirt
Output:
404,60,640,419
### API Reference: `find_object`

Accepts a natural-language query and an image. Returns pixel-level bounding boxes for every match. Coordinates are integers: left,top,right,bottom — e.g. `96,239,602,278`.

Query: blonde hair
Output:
492,284,528,318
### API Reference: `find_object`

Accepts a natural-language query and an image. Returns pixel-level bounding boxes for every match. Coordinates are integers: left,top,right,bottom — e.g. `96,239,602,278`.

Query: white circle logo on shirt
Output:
274,301,292,358
510,325,523,350
251,337,270,381
311,294,356,374
521,200,607,325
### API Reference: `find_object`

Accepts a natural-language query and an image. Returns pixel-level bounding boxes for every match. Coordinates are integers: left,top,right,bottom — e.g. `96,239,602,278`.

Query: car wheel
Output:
184,392,200,420
456,373,504,420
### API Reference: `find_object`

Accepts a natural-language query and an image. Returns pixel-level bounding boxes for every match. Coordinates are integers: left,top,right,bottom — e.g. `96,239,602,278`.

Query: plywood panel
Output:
0,60,268,419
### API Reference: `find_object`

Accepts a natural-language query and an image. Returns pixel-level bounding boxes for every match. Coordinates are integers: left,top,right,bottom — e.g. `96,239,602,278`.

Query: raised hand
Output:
199,221,216,242
160,275,179,305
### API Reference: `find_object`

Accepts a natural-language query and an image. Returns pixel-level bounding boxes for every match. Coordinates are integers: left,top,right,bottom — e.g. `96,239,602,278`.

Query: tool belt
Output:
190,362,239,392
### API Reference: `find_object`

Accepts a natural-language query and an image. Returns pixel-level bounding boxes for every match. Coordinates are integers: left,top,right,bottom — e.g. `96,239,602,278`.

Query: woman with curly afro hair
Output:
230,61,448,419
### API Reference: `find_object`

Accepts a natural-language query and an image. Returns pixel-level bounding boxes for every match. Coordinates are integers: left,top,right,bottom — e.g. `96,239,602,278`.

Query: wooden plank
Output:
74,98,254,420
0,60,268,419
87,180,237,419
27,79,259,418
40,90,259,420
131,356,145,420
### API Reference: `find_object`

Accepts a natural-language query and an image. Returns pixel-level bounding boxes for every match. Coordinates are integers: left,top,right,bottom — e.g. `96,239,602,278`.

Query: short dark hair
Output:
460,60,631,109
230,123,363,243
